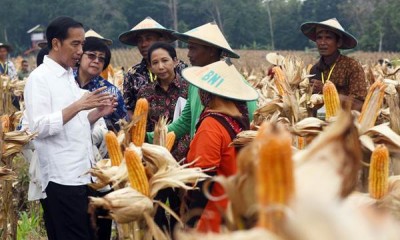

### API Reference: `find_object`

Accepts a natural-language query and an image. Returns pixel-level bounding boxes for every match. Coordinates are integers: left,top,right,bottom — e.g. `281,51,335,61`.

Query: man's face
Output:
52,27,85,69
22,62,29,71
187,42,216,67
0,47,8,61
315,29,341,57
136,32,161,60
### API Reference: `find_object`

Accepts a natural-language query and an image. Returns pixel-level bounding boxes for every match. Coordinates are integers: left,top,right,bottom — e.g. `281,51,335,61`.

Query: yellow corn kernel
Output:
125,149,149,196
322,81,340,121
131,98,149,147
368,144,389,199
105,131,123,166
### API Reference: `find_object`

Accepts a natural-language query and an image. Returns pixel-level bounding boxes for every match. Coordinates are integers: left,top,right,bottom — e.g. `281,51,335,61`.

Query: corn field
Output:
3,49,400,239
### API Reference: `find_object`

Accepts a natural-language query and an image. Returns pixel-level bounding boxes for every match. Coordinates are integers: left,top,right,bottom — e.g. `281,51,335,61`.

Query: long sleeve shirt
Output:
24,56,94,191
146,84,257,142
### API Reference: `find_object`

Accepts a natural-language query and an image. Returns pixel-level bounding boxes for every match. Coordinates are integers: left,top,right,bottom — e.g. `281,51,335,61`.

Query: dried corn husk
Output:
88,187,153,223
294,110,361,201
153,116,168,147
229,130,258,148
175,228,279,240
0,166,16,180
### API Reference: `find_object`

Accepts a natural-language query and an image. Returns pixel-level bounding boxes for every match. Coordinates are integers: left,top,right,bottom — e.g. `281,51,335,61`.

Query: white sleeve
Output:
24,73,64,139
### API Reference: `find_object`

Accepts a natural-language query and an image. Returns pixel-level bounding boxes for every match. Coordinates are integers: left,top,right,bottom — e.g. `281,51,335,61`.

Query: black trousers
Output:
41,181,94,240
154,188,181,234
88,188,112,240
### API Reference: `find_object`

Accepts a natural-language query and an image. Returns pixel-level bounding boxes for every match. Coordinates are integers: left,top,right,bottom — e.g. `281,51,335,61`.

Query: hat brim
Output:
118,28,177,46
181,64,258,102
85,36,113,46
173,32,240,59
301,22,358,49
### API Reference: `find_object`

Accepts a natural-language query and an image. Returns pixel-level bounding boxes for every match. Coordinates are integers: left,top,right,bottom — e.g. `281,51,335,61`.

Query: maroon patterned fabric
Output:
310,52,368,101
138,73,190,161
123,58,187,111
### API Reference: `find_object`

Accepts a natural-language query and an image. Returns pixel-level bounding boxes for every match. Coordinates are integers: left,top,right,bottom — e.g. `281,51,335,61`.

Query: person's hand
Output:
310,79,323,94
95,95,118,117
76,87,113,110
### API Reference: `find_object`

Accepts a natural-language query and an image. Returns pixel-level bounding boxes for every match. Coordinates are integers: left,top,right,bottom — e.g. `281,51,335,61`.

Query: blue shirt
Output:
74,70,127,131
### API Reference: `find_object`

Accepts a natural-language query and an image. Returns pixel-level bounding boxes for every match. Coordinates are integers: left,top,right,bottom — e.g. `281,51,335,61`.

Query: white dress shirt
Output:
24,56,94,191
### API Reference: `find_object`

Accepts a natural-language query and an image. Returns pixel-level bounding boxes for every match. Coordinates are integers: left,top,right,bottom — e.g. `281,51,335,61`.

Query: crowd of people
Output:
0,15,369,239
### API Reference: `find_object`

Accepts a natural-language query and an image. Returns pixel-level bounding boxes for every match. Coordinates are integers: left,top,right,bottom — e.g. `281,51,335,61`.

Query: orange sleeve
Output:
186,117,230,170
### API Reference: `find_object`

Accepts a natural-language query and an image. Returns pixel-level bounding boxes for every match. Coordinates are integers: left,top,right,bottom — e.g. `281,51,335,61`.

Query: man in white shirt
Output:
24,16,116,240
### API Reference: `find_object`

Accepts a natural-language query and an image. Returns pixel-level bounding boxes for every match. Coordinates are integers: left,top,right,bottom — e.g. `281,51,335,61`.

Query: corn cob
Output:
125,149,149,196
272,66,286,96
368,144,389,199
256,122,294,234
358,80,386,133
322,81,340,121
1,115,10,133
130,98,149,147
165,131,176,152
105,131,123,166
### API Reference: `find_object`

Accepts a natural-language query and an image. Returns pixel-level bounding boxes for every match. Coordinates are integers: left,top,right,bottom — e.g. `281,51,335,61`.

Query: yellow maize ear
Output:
105,131,123,166
165,131,176,152
125,149,149,196
272,66,286,96
322,81,340,121
296,136,305,150
358,80,386,133
1,115,10,133
256,122,294,234
131,98,149,146
368,144,389,199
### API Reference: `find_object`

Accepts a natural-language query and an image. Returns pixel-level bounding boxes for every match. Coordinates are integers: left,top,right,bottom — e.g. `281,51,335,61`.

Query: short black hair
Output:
46,16,83,49
36,46,50,66
82,37,111,70
147,42,177,63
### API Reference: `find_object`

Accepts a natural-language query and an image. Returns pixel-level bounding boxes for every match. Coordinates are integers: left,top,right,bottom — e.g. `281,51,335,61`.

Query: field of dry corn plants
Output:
2,49,400,239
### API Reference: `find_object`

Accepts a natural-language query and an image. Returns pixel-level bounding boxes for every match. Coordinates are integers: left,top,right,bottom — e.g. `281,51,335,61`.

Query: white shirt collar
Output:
43,55,72,78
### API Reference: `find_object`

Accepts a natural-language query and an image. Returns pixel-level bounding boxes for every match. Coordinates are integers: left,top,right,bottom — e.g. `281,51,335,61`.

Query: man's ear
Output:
52,38,60,51
337,38,343,48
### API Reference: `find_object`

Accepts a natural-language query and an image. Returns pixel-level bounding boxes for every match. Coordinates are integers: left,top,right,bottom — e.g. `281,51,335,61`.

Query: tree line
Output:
1,0,399,55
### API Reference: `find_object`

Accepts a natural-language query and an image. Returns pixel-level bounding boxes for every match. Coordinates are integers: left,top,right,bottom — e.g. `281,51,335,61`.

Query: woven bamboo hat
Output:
0,43,12,52
85,29,113,45
266,52,284,66
119,17,176,46
301,18,357,49
182,60,258,101
173,22,239,59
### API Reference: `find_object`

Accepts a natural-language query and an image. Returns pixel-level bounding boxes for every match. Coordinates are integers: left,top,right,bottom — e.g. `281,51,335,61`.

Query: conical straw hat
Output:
266,52,284,66
301,18,357,49
85,29,113,45
119,17,176,46
173,22,239,59
182,60,258,101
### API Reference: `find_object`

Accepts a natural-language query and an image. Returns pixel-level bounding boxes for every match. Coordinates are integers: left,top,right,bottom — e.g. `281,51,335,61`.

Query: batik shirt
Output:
74,70,127,131
123,58,187,111
137,73,190,161
310,51,368,101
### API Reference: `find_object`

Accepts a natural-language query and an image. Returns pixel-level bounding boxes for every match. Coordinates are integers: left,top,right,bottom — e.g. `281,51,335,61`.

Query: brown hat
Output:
301,18,358,49
173,22,239,59
85,29,113,45
37,40,47,49
119,17,176,46
0,43,12,52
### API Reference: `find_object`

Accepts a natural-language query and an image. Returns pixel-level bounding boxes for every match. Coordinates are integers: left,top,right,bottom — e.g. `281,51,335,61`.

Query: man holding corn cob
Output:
119,17,187,119
301,18,368,111
24,16,117,240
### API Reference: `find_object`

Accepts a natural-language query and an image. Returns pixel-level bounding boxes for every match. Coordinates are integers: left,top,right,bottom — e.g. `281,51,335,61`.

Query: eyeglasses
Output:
84,52,106,63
